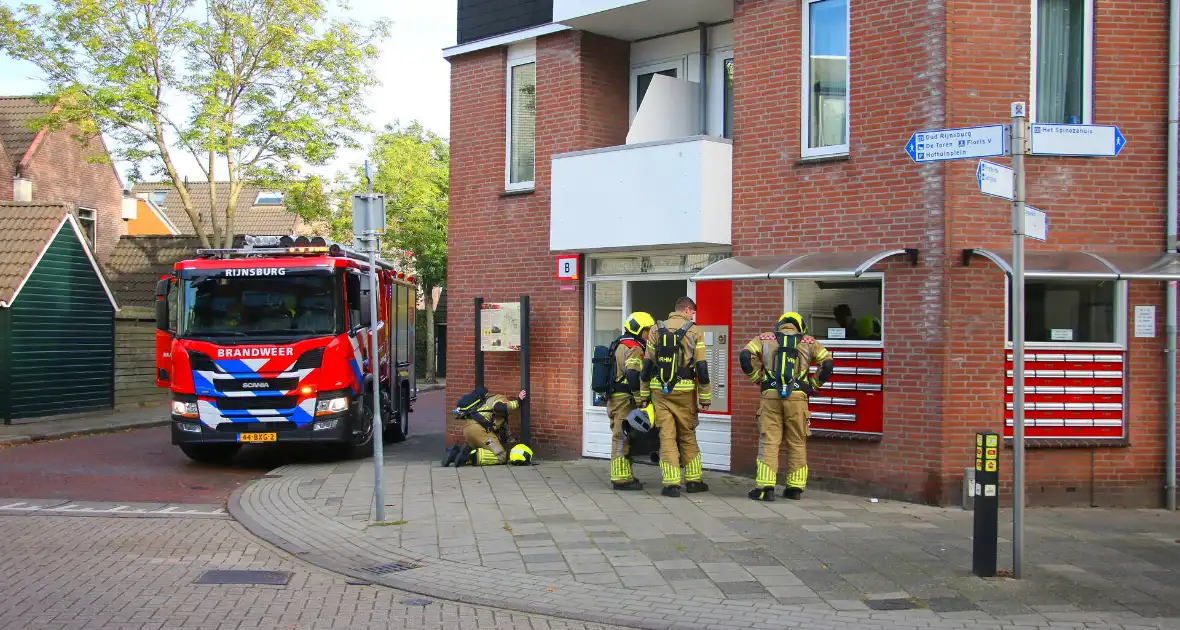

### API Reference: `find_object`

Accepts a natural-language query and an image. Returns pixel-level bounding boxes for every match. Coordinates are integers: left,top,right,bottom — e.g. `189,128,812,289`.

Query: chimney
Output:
12,176,31,202
121,194,138,221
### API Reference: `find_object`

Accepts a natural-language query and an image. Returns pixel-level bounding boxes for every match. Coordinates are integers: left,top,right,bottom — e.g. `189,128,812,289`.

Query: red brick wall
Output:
22,128,124,263
941,0,1174,507
729,0,950,503
446,31,629,456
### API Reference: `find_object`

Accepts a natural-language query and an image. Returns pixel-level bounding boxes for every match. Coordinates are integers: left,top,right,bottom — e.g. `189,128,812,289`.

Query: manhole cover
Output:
194,570,292,585
404,599,432,606
864,598,920,611
360,561,421,575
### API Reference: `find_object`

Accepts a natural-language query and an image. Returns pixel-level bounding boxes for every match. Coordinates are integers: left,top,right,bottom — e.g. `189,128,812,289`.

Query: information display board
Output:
481,302,521,352
695,325,729,414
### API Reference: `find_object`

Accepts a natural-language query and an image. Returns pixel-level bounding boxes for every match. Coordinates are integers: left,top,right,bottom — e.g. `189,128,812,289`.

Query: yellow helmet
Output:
625,404,656,434
777,312,807,334
855,315,881,339
624,312,655,336
509,443,533,465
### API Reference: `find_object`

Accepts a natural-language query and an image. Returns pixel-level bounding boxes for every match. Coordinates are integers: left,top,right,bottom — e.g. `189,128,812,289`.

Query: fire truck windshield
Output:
177,269,340,338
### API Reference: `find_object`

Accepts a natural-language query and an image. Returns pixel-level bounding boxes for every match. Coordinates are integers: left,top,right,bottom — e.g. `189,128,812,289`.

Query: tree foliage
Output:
0,0,390,248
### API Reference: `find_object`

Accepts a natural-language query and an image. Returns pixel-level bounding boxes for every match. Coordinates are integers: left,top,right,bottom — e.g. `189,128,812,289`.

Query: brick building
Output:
443,0,1180,507
0,96,125,262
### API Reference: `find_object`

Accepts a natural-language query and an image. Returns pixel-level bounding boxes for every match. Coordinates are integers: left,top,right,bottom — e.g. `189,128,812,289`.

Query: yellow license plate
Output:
238,432,277,443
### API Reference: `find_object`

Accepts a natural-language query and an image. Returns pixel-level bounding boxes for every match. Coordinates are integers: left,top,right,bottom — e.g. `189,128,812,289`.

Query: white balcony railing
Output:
553,0,733,41
550,136,732,252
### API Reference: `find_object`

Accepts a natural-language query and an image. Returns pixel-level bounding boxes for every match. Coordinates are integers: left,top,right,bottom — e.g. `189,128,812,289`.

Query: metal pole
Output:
475,297,484,390
1168,280,1177,511
369,241,385,523
698,23,708,136
520,295,531,445
1010,103,1028,578
1165,0,1179,512
363,160,386,523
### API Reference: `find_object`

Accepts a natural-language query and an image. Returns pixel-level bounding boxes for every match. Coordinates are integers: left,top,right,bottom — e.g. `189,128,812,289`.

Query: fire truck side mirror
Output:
155,278,170,332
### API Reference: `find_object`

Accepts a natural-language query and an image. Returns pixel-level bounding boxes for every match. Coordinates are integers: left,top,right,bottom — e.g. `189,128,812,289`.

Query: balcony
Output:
550,73,731,252
550,136,731,252
553,0,732,41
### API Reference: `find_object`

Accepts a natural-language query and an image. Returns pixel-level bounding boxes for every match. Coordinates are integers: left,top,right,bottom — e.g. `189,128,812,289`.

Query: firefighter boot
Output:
614,479,643,491
748,487,775,502
661,485,681,498
454,445,474,468
443,444,462,467
783,487,803,500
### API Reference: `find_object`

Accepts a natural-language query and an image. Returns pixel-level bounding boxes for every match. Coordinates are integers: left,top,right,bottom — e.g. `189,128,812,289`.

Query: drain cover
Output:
864,598,920,611
194,570,292,585
361,561,421,575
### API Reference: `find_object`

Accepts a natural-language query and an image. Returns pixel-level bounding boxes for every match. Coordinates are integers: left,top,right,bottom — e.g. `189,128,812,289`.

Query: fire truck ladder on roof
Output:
195,235,401,272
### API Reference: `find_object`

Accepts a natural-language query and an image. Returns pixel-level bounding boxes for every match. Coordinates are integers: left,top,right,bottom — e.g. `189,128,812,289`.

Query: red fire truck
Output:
153,236,418,463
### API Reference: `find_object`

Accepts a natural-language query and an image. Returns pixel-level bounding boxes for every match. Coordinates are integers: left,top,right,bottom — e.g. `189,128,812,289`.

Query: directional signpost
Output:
1029,123,1126,157
978,160,1014,200
905,124,1008,163
903,103,1126,579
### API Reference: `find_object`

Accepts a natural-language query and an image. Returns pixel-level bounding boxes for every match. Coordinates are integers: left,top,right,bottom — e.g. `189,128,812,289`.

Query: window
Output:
150,190,169,204
345,272,362,329
723,58,734,139
254,191,283,205
76,208,96,250
506,43,536,191
636,67,677,112
801,0,849,157
1033,0,1092,124
1010,279,1117,344
789,279,882,342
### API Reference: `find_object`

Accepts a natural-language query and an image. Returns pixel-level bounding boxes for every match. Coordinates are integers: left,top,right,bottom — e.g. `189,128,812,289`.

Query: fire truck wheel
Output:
386,386,409,444
179,443,242,464
340,395,375,460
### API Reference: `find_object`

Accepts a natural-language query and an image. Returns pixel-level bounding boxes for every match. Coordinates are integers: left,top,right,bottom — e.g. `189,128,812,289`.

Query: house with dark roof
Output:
128,181,302,238
103,234,243,308
0,203,119,423
0,96,125,263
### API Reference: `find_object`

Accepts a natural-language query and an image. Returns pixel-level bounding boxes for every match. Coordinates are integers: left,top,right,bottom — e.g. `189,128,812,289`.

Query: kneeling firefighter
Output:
739,313,833,501
591,311,655,490
444,387,528,467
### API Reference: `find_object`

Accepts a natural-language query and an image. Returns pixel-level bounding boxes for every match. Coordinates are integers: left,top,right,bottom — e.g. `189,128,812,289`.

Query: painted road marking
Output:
0,500,227,518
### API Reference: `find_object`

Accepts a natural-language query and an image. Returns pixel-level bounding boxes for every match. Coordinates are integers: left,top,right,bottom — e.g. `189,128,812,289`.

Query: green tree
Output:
0,0,389,249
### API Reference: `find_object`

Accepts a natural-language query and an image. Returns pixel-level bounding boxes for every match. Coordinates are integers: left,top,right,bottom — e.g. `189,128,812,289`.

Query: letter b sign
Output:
556,255,579,281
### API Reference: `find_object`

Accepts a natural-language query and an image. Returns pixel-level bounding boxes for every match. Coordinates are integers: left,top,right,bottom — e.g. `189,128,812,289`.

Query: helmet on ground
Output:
509,443,533,465
777,312,807,334
626,404,655,434
855,315,882,339
624,312,656,336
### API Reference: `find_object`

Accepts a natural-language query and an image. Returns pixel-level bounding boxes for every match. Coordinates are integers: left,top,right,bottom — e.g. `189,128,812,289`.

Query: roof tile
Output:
0,96,53,167
129,181,300,237
0,202,71,305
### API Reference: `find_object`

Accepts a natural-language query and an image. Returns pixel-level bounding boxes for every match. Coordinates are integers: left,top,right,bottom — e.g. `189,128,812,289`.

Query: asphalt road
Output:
0,389,446,505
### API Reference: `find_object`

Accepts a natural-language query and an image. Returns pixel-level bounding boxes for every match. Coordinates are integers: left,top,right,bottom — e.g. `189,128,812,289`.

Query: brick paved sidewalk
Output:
0,513,624,630
230,457,1180,630
0,405,169,446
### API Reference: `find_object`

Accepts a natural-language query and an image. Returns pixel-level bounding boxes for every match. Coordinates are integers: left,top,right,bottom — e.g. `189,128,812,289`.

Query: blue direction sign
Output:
905,125,1008,163
1029,124,1126,157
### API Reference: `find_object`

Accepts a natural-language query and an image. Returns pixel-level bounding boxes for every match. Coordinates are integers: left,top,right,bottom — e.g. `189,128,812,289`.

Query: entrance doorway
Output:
629,280,687,323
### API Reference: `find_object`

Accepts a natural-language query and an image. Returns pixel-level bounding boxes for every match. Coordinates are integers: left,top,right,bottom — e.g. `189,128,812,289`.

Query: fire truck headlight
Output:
315,396,349,416
179,422,202,434
172,401,199,418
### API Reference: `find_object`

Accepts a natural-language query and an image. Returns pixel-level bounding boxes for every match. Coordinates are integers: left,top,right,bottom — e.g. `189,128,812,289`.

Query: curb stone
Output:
0,418,169,447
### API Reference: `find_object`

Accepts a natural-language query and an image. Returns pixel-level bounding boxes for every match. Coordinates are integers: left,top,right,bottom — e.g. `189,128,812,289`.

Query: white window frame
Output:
76,207,97,251
800,0,851,159
150,190,169,204
1029,0,1094,125
783,273,884,348
629,58,686,124
1004,277,1126,350
505,41,537,192
710,50,735,140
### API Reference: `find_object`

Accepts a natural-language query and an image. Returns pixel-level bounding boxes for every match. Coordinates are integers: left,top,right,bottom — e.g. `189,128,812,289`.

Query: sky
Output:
0,0,456,186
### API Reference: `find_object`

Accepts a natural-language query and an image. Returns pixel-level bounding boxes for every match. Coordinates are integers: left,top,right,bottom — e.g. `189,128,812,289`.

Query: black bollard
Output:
972,431,1000,577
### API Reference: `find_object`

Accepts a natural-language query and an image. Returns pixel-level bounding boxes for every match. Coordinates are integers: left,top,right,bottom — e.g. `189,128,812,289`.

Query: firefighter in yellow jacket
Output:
608,312,655,491
444,387,527,466
641,297,711,497
739,312,833,501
